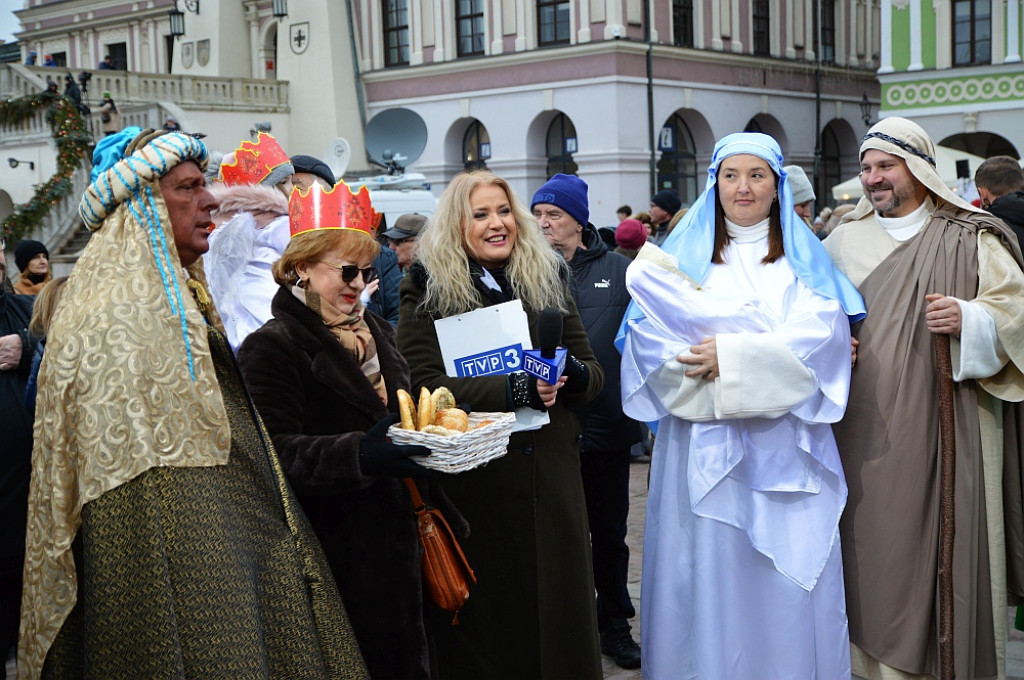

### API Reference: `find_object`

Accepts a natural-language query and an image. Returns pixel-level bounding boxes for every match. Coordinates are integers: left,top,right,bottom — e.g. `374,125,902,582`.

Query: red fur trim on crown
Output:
289,181,382,238
219,132,290,186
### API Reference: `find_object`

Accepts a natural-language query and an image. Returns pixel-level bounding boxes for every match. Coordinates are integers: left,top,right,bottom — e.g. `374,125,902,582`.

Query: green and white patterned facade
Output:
877,0,1024,155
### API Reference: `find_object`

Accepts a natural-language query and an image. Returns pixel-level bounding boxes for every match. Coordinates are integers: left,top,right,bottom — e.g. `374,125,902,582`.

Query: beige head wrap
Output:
19,130,230,678
845,116,984,223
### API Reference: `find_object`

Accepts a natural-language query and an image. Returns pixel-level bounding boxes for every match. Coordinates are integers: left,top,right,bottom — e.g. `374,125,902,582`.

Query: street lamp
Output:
168,0,198,38
860,93,875,127
168,6,185,37
272,0,288,19
8,158,36,170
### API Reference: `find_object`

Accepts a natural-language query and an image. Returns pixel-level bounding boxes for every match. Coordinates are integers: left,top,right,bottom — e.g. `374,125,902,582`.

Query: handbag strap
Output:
403,478,477,583
403,477,426,510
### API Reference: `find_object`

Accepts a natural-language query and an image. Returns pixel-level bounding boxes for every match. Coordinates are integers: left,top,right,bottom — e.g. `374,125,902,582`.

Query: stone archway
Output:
818,118,859,207
744,113,788,157
939,131,1019,160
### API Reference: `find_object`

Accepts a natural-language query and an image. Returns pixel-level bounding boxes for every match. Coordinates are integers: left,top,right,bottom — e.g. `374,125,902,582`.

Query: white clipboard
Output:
433,300,549,431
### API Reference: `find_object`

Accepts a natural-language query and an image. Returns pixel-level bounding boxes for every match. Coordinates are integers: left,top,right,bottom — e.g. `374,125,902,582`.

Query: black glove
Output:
561,354,589,394
359,414,432,478
456,402,473,415
507,371,547,411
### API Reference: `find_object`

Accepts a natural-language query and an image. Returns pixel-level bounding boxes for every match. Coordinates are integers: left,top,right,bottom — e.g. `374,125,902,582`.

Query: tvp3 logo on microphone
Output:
522,308,567,384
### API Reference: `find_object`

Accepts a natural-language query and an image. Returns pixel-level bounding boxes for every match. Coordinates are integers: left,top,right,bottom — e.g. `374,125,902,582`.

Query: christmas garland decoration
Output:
0,90,93,244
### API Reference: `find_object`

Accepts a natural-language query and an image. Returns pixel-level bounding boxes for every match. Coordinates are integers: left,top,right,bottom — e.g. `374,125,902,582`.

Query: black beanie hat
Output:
15,239,49,272
290,154,336,188
651,189,682,215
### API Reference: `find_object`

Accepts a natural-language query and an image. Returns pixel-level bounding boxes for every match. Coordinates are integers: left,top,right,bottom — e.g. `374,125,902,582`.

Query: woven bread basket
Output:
387,411,516,474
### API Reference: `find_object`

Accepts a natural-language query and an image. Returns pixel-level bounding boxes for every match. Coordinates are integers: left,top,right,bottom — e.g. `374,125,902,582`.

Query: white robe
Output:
205,212,291,351
622,221,853,679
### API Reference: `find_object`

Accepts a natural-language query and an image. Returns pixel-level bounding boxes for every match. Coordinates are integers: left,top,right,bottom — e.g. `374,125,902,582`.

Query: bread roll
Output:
434,408,469,433
422,424,458,437
432,386,456,412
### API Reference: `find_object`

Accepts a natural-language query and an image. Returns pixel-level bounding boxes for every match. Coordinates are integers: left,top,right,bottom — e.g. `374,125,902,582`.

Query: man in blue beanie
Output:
532,174,643,670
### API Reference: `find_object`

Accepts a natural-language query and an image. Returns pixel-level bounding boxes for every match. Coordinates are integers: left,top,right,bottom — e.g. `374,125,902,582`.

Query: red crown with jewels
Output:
289,181,382,238
219,132,291,186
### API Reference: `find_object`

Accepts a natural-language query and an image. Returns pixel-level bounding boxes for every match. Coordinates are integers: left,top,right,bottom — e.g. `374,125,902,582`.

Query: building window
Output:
656,113,698,204
105,43,128,70
752,0,770,56
383,0,410,67
672,0,694,48
953,0,991,66
49,52,67,67
545,113,578,177
457,0,486,57
819,1,835,65
463,120,490,171
538,0,570,47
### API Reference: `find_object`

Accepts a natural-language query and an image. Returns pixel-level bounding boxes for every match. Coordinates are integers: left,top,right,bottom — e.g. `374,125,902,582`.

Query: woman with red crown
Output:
237,181,465,680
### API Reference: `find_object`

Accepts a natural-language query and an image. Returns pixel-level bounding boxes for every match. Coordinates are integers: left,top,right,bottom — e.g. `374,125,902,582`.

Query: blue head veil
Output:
615,132,865,352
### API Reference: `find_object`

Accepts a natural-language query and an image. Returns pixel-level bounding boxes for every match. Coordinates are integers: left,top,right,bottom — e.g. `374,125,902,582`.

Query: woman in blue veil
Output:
620,132,862,679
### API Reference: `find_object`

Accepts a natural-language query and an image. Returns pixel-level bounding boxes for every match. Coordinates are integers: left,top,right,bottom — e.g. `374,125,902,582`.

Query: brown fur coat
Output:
238,287,466,680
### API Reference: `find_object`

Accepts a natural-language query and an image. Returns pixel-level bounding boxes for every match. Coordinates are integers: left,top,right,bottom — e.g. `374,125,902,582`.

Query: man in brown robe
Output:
824,117,1024,680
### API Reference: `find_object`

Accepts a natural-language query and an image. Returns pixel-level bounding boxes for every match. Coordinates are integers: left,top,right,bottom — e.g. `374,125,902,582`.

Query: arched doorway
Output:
818,119,859,208
940,131,1019,159
463,119,491,171
259,17,280,79
656,112,698,204
744,114,788,156
545,112,578,177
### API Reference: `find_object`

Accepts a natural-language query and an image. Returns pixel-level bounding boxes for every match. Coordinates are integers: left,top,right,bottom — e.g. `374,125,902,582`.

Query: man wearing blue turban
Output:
19,129,367,679
618,132,864,679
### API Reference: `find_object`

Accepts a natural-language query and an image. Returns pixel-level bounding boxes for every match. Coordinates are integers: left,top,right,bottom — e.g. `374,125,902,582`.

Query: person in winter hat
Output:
648,189,682,246
784,165,816,228
13,240,52,296
531,173,644,670
614,219,648,260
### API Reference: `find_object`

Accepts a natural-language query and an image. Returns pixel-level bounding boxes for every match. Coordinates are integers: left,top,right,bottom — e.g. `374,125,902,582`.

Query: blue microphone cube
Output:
522,348,567,384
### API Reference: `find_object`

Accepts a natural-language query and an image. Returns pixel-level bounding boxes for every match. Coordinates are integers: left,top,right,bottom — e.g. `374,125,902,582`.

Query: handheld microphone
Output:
523,307,567,384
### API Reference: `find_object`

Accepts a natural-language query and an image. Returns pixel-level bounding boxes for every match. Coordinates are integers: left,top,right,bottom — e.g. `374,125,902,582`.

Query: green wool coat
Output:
397,270,605,680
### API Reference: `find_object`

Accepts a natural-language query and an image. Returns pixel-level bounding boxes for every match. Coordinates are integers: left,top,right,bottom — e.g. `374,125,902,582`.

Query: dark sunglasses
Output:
320,261,378,284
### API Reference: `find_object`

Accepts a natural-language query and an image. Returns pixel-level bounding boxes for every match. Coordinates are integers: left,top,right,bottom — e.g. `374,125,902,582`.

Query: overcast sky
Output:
0,4,21,44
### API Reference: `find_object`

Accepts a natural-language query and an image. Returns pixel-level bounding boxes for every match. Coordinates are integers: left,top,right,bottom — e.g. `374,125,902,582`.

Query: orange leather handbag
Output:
404,478,477,624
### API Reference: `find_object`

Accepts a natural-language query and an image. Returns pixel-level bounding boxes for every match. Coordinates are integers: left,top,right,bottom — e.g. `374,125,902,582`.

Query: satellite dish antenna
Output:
365,108,427,175
324,137,351,179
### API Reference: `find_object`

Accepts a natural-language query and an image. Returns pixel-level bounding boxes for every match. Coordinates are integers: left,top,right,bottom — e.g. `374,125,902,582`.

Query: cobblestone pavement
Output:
600,461,647,680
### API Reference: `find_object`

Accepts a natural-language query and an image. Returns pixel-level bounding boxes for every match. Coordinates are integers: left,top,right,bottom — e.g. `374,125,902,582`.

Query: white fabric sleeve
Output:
714,332,818,419
950,297,1007,381
645,353,718,421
